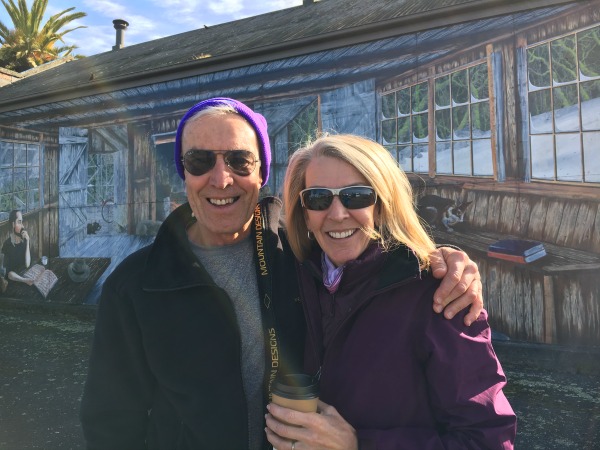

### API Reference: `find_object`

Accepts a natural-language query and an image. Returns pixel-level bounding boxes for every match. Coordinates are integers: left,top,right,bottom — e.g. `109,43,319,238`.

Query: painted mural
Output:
0,1,599,350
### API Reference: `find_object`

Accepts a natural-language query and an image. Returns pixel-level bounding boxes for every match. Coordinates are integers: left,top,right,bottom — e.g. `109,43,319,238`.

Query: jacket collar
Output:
141,198,284,292
303,242,422,293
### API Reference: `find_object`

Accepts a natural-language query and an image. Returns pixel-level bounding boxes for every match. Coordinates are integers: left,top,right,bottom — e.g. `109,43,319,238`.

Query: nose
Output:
326,196,349,222
208,154,234,189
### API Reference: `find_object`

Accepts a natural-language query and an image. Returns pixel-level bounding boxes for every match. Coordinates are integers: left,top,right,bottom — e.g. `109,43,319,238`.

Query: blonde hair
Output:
283,134,435,269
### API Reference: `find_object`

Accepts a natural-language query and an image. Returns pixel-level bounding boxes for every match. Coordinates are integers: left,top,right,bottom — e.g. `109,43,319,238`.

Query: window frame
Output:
379,56,497,179
0,139,42,219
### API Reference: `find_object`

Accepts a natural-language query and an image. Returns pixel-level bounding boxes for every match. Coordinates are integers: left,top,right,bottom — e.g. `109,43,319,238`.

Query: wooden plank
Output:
543,275,556,344
527,198,548,241
497,194,515,234
555,201,580,248
530,274,545,343
570,202,597,250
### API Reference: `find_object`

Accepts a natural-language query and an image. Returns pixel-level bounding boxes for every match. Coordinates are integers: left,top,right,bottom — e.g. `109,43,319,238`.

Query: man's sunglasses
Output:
181,150,260,177
300,186,377,211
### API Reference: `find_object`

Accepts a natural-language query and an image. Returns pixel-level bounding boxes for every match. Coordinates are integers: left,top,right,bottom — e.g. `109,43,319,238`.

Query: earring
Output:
307,230,315,240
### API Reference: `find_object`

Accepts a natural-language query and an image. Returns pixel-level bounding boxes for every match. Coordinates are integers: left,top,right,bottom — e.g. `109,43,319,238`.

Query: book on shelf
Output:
23,264,58,298
487,248,547,264
487,239,545,257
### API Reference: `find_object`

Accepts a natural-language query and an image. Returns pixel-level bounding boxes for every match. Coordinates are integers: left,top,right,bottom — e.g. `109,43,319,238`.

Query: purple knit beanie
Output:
174,97,271,187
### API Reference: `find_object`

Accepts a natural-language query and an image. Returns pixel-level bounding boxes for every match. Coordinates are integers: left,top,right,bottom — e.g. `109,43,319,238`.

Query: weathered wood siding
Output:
418,184,600,345
128,123,153,234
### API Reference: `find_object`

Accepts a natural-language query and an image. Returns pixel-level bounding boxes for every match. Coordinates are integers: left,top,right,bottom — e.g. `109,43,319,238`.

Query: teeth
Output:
209,198,235,206
328,230,355,239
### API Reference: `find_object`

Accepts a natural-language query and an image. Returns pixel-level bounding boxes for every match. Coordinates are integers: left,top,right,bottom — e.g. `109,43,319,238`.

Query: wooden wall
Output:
417,182,600,346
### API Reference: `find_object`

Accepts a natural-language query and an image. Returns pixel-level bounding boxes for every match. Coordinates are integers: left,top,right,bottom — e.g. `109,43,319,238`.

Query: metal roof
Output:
0,0,585,127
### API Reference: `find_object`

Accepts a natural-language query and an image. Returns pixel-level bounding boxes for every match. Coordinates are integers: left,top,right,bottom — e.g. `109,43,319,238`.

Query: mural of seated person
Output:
1,210,33,293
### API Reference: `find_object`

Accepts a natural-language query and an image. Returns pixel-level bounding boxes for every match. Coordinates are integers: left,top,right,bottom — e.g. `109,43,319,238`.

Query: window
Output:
381,61,493,176
0,140,41,217
382,82,429,173
527,25,600,183
87,153,115,205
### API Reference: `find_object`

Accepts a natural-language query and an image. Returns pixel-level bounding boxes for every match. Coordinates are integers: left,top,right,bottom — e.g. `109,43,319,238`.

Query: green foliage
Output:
0,0,86,72
288,100,319,156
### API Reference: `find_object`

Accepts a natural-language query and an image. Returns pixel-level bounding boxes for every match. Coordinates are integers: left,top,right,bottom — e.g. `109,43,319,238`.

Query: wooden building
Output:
0,0,598,347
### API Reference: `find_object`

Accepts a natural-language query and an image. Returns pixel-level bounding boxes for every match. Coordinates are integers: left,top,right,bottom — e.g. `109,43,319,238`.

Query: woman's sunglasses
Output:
300,186,377,211
181,149,260,177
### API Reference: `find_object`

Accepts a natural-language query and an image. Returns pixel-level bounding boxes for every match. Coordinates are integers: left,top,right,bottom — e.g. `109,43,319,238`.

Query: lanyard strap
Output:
252,202,280,403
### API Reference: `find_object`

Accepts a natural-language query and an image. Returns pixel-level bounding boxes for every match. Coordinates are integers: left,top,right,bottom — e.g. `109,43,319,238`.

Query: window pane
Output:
435,109,451,141
473,139,493,176
0,194,13,213
27,167,40,191
27,144,40,166
398,145,412,172
531,135,555,179
397,117,411,144
412,82,428,113
436,142,452,174
413,113,428,142
398,88,411,116
453,105,470,140
435,75,450,108
0,142,13,168
471,102,491,138
551,35,577,84
413,145,429,173
470,64,489,101
382,93,396,119
529,89,553,134
578,27,600,79
553,84,580,132
580,79,600,131
14,191,26,210
583,131,600,182
528,44,551,88
14,143,27,166
0,169,12,194
13,168,26,192
452,69,469,104
453,141,472,175
382,119,397,145
384,145,398,162
556,134,582,181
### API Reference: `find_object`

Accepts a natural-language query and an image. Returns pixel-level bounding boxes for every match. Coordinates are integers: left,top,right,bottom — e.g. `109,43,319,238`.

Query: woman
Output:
265,134,516,449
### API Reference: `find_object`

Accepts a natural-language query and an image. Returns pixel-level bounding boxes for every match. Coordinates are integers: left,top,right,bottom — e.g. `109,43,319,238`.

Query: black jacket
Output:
81,198,305,450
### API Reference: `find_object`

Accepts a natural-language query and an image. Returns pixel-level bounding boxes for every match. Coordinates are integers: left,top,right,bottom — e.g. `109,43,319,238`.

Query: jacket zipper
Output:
319,275,420,376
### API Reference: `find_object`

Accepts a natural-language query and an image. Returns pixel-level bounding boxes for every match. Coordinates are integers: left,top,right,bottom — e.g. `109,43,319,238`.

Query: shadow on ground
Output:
0,302,599,449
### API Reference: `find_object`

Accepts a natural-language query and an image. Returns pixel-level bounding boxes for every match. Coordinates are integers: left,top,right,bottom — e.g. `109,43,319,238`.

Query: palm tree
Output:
0,0,86,72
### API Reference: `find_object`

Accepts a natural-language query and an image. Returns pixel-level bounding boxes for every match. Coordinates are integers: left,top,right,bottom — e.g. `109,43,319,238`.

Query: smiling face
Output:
303,156,378,267
182,113,262,247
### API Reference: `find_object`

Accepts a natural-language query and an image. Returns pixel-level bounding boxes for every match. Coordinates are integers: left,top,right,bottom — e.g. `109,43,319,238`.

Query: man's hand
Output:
430,247,483,326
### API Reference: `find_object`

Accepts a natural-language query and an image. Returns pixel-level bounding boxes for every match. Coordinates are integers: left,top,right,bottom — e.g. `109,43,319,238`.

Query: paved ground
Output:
0,300,599,450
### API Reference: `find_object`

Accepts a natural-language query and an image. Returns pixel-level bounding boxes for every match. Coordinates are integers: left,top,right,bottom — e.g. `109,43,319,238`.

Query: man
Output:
1,210,33,293
81,98,483,450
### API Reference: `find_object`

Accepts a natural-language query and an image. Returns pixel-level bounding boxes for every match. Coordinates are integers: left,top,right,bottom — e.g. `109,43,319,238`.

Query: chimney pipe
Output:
112,19,129,51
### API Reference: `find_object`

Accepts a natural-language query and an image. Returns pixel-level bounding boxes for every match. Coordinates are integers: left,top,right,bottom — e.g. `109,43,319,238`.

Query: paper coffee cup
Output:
271,374,319,413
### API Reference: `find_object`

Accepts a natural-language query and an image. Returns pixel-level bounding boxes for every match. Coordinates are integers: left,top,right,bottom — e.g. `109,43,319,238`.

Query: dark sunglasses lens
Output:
339,187,377,209
225,151,256,175
303,189,334,211
183,152,216,176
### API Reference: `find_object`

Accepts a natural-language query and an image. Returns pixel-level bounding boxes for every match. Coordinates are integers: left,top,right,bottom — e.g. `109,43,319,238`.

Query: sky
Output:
0,0,304,56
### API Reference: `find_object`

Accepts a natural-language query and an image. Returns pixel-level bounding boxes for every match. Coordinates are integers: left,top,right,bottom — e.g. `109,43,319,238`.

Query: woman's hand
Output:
265,400,358,450
429,246,483,326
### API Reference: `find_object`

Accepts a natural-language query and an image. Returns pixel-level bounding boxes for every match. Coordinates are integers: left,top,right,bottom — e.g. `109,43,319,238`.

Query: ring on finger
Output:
291,440,296,450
